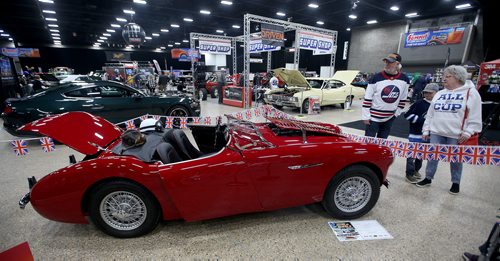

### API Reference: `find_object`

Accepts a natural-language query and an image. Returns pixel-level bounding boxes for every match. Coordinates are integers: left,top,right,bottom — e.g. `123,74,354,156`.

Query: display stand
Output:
222,85,252,108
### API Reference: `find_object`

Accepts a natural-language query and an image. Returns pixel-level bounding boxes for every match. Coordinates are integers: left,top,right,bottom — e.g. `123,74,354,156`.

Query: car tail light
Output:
3,105,13,114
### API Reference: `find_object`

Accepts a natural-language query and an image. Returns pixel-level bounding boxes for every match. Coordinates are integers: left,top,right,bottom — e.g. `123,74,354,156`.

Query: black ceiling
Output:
0,0,483,49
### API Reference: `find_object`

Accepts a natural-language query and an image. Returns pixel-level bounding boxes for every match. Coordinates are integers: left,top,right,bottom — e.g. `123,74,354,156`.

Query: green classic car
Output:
2,81,200,136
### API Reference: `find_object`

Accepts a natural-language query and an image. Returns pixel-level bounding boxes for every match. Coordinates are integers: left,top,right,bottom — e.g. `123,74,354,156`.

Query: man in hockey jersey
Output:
404,83,439,183
362,53,410,138
416,65,482,195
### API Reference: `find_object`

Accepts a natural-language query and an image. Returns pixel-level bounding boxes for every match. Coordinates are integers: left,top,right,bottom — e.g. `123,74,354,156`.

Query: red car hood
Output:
18,112,122,155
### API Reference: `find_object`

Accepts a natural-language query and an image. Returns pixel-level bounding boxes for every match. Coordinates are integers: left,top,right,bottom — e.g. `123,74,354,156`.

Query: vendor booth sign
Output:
171,48,200,62
298,31,335,55
249,38,281,53
199,38,231,55
261,23,284,46
1,48,40,58
404,27,465,47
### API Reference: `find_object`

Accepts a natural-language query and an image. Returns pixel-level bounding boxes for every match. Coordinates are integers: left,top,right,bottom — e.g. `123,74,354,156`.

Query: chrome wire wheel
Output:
334,176,372,213
99,191,147,231
168,106,189,117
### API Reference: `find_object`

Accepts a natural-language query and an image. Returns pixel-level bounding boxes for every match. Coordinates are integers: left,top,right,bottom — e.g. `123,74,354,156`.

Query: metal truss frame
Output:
190,32,243,75
243,13,338,108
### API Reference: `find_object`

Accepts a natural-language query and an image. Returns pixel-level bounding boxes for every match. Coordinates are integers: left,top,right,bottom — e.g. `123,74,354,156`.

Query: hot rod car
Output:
18,111,392,238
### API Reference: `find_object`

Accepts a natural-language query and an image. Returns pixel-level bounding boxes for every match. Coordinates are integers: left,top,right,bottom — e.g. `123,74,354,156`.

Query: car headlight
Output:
266,94,273,100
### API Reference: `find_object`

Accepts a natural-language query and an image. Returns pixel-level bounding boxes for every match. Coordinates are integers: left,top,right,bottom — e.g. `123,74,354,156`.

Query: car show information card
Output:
328,220,393,241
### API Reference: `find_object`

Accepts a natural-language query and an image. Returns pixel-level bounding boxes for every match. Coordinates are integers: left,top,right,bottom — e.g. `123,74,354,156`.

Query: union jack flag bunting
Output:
39,137,55,153
153,115,161,121
140,115,148,121
193,117,201,124
487,147,500,166
437,145,454,162
254,107,261,117
475,147,487,165
462,146,479,165
125,120,135,130
405,143,416,158
165,117,173,128
204,117,212,125
426,144,437,161
180,117,187,129
235,112,243,120
245,110,252,120
379,139,388,146
415,143,428,160
11,140,28,156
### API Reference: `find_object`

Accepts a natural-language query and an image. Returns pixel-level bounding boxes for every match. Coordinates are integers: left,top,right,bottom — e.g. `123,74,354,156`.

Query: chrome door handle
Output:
288,163,323,170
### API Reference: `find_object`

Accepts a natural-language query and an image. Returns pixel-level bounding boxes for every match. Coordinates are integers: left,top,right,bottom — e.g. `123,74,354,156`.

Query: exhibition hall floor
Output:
1,99,498,260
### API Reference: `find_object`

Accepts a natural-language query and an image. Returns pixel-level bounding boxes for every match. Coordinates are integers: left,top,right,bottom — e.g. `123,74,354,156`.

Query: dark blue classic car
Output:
2,81,200,136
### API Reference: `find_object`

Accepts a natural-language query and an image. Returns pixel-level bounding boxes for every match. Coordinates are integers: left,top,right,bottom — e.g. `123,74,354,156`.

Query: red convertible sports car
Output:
18,111,393,238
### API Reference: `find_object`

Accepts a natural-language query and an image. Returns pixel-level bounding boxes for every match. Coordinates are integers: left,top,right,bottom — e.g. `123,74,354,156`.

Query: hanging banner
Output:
404,27,465,48
198,38,231,55
2,48,40,58
261,23,284,46
171,48,200,62
298,31,335,55
105,51,131,61
249,38,281,53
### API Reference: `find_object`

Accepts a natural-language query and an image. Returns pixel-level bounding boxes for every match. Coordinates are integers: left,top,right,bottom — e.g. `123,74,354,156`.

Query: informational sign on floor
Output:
328,220,393,241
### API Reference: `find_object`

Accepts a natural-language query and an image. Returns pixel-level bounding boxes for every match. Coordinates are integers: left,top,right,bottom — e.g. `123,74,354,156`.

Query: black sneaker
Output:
416,178,432,187
462,252,479,261
406,174,419,184
449,183,460,195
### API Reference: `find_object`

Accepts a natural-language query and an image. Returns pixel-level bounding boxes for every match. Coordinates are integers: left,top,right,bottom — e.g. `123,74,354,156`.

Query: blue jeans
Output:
364,116,395,139
425,134,463,184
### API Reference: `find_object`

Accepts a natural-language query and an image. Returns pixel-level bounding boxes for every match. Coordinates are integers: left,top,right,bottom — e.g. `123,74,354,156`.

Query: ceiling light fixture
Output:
174,42,181,45
42,10,56,14
103,33,111,36
123,10,135,15
161,29,169,32
97,39,104,42
152,33,160,37
200,10,211,15
1,33,10,37
145,36,152,40
51,33,60,36
216,29,224,33
405,12,419,17
106,29,116,33
38,0,54,3
116,17,127,22
171,24,180,28
168,44,173,47
366,20,378,24
8,38,13,41
349,14,357,19
52,36,60,39
276,12,286,17
111,24,121,28
182,40,189,43
133,0,147,4
50,29,59,32
456,3,472,9
45,18,57,21
308,3,319,8
232,25,240,29
160,46,166,49
390,6,399,11
99,36,108,39
346,28,351,31
316,21,324,25
183,18,193,22
220,1,233,5
48,24,58,27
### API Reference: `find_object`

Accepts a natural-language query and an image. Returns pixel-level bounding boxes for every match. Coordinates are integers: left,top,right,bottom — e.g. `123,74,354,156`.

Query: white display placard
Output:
199,38,232,55
299,30,335,55
328,220,393,242
250,38,281,53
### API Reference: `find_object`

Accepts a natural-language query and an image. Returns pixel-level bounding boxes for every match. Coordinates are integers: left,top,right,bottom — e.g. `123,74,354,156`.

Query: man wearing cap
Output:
404,83,439,183
362,53,410,138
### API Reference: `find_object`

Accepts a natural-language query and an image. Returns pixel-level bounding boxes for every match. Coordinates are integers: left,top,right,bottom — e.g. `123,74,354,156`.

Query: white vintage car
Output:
264,68,365,112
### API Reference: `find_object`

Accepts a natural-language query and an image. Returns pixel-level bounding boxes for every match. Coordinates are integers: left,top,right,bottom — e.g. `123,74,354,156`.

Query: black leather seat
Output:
155,143,182,164
164,129,203,160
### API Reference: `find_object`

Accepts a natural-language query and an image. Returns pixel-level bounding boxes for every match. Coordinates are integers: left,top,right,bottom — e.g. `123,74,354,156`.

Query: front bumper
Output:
19,176,37,209
264,94,299,108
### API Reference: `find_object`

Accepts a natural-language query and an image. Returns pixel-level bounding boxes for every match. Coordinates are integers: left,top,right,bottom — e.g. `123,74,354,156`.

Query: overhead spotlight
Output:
111,24,121,28
38,0,54,3
456,3,472,9
103,33,111,37
116,17,127,22
161,29,169,32
123,10,135,15
216,29,224,33
200,10,211,15
366,20,377,24
167,44,173,47
390,6,399,11
308,3,319,8
50,29,59,32
220,1,233,5
276,12,286,17
182,39,189,43
232,25,240,29
405,12,419,17
174,42,181,45
106,29,116,33
48,24,58,27
152,33,160,37
183,18,193,22
316,21,324,25
97,39,104,42
346,28,351,31
160,46,166,49
349,14,357,19
51,33,60,36
145,36,152,40
99,36,108,39
171,24,180,28
8,38,13,41
45,18,57,21
133,0,147,4
1,33,10,37
42,10,56,14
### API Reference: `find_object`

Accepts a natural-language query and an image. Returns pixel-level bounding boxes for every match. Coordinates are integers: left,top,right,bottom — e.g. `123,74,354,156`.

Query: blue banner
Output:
404,27,465,48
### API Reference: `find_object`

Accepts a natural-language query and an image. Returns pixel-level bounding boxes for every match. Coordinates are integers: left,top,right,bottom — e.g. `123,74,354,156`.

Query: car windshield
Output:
308,80,323,89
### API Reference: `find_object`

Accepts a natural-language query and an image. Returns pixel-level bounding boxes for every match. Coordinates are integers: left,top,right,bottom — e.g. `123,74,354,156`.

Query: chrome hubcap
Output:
170,108,188,117
100,191,147,231
334,176,372,213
